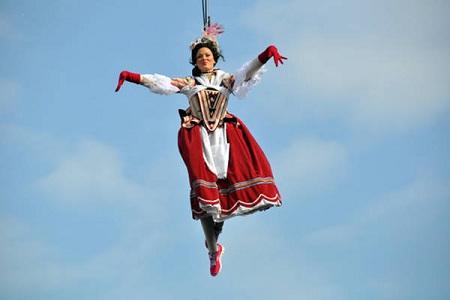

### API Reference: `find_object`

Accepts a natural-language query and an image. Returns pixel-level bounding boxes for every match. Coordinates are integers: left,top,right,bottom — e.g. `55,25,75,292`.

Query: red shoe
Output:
209,243,224,277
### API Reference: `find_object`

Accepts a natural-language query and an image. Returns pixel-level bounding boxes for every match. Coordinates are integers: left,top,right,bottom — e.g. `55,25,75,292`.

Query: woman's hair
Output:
190,39,224,76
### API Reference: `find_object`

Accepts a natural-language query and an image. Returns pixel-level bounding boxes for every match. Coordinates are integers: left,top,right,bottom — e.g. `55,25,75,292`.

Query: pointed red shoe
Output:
209,243,224,277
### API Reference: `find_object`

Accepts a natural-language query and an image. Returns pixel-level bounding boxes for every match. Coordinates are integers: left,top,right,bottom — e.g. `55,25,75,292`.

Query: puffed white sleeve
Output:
232,58,267,99
140,73,180,95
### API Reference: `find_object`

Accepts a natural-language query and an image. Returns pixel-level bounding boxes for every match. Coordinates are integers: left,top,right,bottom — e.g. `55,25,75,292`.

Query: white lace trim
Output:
180,70,232,98
141,73,179,95
232,58,267,99
195,193,281,222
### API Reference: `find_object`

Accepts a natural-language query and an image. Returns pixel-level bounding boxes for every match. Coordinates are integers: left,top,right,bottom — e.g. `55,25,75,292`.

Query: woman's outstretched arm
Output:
115,71,142,92
232,44,287,98
242,45,288,81
114,70,181,95
258,45,287,67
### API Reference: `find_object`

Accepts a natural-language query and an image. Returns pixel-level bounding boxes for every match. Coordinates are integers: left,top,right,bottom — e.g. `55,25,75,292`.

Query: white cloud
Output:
291,36,450,131
0,125,188,297
0,79,21,114
0,217,67,293
274,137,348,196
0,215,172,299
299,174,450,298
243,0,450,132
358,174,449,234
2,124,186,214
0,13,19,40
37,139,146,204
0,130,190,296
304,174,450,246
219,216,342,300
0,12,27,44
0,124,64,161
2,127,448,299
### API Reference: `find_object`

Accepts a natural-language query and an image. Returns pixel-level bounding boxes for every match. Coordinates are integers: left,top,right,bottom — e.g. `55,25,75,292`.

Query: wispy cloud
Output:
2,124,185,214
0,13,16,40
304,174,450,245
0,12,26,42
0,124,65,162
0,214,175,299
243,0,450,133
274,137,348,197
301,174,450,298
0,217,68,294
1,124,147,205
0,79,21,115
36,139,146,204
2,123,349,299
0,125,190,298
221,216,342,300
290,36,450,132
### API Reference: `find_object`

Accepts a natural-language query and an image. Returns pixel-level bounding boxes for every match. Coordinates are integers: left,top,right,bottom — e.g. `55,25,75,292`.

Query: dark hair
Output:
190,39,224,76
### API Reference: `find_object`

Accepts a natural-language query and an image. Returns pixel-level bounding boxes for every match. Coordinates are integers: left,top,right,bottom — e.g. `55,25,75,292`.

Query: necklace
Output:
201,70,215,80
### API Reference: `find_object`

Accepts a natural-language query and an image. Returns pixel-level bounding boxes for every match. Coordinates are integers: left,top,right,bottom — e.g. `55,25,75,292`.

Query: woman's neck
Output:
200,69,215,81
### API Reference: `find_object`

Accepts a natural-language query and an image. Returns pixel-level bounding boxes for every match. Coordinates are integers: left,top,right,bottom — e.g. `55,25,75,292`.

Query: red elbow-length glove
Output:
258,45,287,67
115,71,141,92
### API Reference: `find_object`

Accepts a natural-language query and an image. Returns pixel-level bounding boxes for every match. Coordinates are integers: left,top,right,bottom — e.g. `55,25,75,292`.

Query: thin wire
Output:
202,0,207,28
202,0,211,29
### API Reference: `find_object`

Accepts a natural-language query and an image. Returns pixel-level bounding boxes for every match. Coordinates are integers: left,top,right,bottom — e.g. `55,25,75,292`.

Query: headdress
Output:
190,23,224,53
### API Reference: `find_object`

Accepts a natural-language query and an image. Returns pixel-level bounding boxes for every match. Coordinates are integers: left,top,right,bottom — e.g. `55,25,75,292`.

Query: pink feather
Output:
204,23,224,39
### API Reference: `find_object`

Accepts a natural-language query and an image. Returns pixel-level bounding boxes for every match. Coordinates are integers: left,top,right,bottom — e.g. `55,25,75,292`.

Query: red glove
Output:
258,45,287,67
115,71,141,92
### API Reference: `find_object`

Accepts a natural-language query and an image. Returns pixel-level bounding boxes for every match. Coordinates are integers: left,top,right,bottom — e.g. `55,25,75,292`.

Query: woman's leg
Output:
214,221,224,240
201,216,225,276
200,216,218,253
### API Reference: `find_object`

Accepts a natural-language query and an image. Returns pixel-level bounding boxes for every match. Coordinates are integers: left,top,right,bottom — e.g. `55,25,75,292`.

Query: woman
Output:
115,24,286,277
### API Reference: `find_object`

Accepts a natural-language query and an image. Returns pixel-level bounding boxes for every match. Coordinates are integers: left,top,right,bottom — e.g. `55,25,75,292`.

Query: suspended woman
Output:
115,23,286,276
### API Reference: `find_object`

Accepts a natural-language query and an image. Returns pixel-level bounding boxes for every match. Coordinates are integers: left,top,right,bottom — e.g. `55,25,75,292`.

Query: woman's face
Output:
195,47,216,73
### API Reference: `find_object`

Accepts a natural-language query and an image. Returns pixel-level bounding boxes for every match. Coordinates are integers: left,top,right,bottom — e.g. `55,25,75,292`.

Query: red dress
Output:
141,64,282,221
178,113,281,221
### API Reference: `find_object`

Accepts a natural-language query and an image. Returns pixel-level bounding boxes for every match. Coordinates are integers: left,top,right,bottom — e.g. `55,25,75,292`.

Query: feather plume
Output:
203,23,224,41
190,23,224,50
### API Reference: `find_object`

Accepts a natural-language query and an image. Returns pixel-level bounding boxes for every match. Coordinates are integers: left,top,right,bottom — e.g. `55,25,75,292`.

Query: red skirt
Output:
178,114,281,221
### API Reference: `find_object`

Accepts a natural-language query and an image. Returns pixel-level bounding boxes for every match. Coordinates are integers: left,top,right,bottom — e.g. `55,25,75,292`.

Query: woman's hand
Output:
258,45,287,67
115,71,141,92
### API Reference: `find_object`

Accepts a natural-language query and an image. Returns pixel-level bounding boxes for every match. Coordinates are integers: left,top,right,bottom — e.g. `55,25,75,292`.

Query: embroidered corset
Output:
188,88,229,131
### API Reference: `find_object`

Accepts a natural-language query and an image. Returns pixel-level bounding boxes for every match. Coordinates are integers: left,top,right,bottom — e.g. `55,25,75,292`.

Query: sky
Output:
1,0,449,299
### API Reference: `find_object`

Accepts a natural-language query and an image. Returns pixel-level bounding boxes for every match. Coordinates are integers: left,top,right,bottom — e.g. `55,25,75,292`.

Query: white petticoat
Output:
200,124,229,179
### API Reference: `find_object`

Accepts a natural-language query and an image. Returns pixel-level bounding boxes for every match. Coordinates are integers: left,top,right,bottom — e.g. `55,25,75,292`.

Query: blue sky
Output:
1,0,449,299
